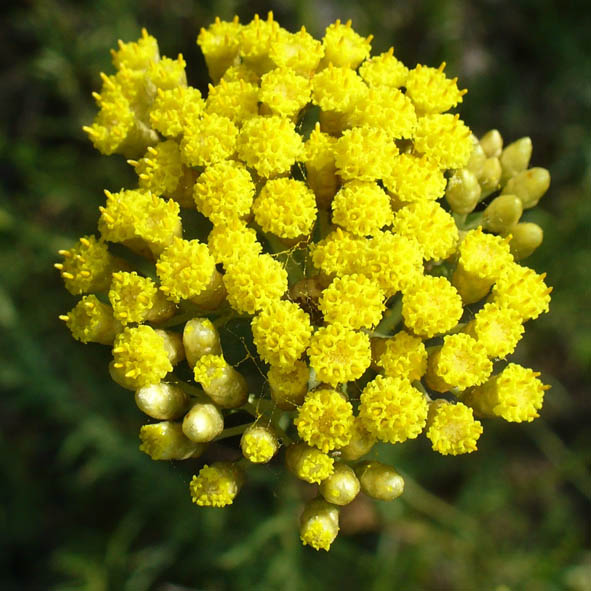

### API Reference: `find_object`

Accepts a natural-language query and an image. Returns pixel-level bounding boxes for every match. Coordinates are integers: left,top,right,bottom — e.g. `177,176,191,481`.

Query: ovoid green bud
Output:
477,157,502,198
183,318,222,368
182,402,224,443
483,194,523,234
135,382,189,420
509,222,544,260
319,463,360,506
480,129,503,158
139,421,207,460
445,169,482,214
299,498,340,551
502,167,551,209
466,135,487,175
339,419,376,461
500,137,532,185
356,461,405,501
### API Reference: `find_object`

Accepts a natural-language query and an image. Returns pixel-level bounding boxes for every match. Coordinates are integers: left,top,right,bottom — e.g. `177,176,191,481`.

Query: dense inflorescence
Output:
58,14,553,551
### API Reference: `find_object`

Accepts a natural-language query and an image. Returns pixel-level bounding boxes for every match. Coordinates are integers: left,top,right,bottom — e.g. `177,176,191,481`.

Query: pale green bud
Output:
356,461,404,501
182,402,224,443
483,194,523,234
502,167,551,209
445,169,482,214
135,382,189,420
339,418,376,461
466,135,487,175
183,318,222,368
500,137,532,185
299,498,340,551
109,360,137,391
509,222,544,260
477,157,502,198
155,329,185,366
480,129,503,158
139,421,206,460
319,463,360,506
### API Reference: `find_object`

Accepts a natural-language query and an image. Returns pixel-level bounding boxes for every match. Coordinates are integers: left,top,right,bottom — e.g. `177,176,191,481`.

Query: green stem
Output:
374,297,403,337
413,380,432,402
214,423,253,441
172,379,209,402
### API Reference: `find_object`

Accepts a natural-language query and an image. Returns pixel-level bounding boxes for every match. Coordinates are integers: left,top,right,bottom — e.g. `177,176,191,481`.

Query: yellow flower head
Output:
414,113,472,170
304,123,337,170
193,161,255,224
252,178,317,239
108,271,158,325
238,13,281,74
207,219,262,266
190,462,243,507
149,86,204,138
322,19,372,69
193,353,226,388
205,79,259,124
268,360,309,410
402,275,463,338
463,363,548,423
237,115,304,178
375,330,427,381
294,388,354,452
358,48,409,88
131,140,183,196
180,113,238,167
56,235,124,295
311,228,367,277
62,295,119,345
300,499,340,552
146,55,187,93
467,302,524,359
426,400,483,455
259,67,312,118
221,63,260,84
308,324,371,387
458,227,513,281
393,201,459,261
251,300,313,368
334,127,398,181
405,63,466,114
241,424,280,463
319,274,385,330
331,181,393,237
384,154,446,203
112,325,172,388
156,238,216,303
269,27,324,75
311,65,367,113
196,16,242,82
111,28,160,71
223,253,288,314
359,375,428,444
426,333,492,392
492,263,552,322
286,442,335,484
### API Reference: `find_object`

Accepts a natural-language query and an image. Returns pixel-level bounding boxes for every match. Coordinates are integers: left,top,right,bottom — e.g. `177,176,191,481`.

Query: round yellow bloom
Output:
149,86,204,138
112,325,172,388
358,48,409,88
156,238,217,303
205,79,259,124
238,13,280,74
207,219,262,266
492,263,551,322
240,424,279,463
223,253,288,314
466,302,524,359
331,181,393,237
251,300,313,368
268,361,309,410
108,271,157,325
259,67,312,118
62,295,119,345
414,113,472,170
269,26,324,76
426,400,483,455
322,19,371,69
295,388,354,452
189,462,243,507
334,127,398,181
221,64,260,84
383,154,446,203
180,113,238,166
457,227,513,280
375,330,427,381
308,324,371,386
319,274,385,330
286,442,334,484
425,333,492,392
311,65,367,113
300,499,340,552
405,63,466,114
463,363,548,423
111,28,159,71
359,375,428,444
145,54,187,92
237,116,304,178
393,201,459,261
196,16,242,82
311,228,367,278
131,140,183,196
252,178,317,239
193,161,255,224
402,275,463,338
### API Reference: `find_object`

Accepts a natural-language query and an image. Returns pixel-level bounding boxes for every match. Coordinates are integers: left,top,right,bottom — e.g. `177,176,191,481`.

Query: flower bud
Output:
466,136,487,175
339,417,375,460
190,462,244,507
240,423,280,463
194,354,248,408
182,402,224,443
509,222,544,260
445,169,481,214
183,318,222,368
139,421,206,460
135,382,189,419
286,442,334,484
300,498,340,551
502,167,550,209
356,461,404,501
500,137,532,185
155,329,185,366
319,463,360,506
268,361,309,410
109,360,139,391
60,295,120,345
477,156,502,198
479,129,503,158
482,194,523,234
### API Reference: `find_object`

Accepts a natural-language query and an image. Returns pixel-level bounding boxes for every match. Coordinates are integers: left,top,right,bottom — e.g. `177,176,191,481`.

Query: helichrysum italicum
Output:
58,14,553,551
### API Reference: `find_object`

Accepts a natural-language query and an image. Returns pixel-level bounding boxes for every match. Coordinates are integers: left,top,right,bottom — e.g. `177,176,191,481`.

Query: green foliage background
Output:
1,1,589,589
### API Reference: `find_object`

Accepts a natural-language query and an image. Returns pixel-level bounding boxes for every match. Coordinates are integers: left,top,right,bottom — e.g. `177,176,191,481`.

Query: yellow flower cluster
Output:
59,14,553,552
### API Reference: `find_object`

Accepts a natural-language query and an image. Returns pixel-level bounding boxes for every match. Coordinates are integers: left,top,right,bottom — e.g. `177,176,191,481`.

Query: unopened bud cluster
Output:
57,14,552,551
